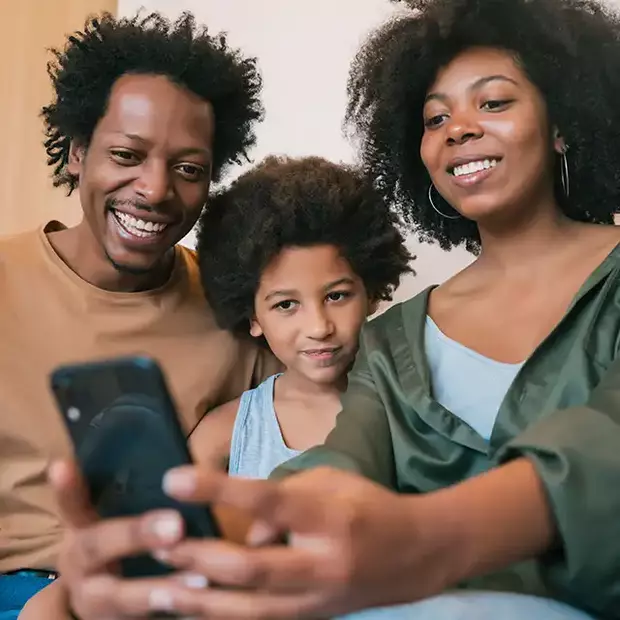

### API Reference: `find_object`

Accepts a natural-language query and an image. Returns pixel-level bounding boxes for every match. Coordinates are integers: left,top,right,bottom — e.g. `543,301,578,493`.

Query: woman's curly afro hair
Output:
197,156,413,337
42,11,263,194
346,0,620,252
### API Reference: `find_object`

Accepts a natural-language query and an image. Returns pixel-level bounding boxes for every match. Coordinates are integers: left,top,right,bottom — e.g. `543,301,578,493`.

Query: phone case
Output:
50,356,220,578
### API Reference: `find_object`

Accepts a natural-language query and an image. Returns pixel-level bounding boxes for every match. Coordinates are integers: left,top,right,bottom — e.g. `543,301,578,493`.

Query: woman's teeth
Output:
113,210,169,237
452,159,498,177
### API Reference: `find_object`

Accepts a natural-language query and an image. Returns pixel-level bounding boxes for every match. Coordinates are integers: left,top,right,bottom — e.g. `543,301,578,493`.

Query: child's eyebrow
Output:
265,288,298,301
264,278,355,302
324,277,355,290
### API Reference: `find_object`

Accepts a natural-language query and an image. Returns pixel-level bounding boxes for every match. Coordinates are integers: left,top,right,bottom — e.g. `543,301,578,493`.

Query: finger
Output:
71,572,207,618
154,584,324,620
89,575,324,620
48,459,99,528
155,538,327,592
163,468,329,534
70,509,185,575
212,503,253,544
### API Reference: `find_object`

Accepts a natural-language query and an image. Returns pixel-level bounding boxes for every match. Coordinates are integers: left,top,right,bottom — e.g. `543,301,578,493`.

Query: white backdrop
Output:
118,0,474,305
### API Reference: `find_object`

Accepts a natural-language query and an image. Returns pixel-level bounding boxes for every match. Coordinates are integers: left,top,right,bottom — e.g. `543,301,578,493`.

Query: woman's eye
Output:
481,99,512,111
424,114,447,128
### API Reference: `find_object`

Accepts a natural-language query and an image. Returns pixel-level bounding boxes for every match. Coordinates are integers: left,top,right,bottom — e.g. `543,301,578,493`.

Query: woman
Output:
39,0,620,618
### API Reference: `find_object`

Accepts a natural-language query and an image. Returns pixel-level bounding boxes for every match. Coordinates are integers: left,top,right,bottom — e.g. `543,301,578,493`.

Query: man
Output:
0,11,277,617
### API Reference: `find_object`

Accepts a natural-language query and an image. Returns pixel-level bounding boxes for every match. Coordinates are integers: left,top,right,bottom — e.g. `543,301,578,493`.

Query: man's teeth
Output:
452,159,498,177
114,211,168,237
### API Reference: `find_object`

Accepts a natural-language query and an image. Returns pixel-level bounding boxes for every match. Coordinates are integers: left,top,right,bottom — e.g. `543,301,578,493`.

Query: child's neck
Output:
273,369,344,452
278,369,344,400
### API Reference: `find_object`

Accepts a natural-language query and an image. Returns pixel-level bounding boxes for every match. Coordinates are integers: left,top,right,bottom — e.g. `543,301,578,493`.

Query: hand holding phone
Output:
50,355,220,579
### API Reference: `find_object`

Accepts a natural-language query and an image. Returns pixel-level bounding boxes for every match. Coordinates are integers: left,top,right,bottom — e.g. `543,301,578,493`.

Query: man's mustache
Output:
105,198,160,213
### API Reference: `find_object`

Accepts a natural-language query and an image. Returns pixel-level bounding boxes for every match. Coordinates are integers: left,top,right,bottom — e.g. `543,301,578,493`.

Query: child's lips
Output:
301,347,342,360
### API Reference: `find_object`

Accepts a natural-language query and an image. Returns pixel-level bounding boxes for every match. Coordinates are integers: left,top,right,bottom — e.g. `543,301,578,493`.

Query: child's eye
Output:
273,300,298,312
326,291,351,303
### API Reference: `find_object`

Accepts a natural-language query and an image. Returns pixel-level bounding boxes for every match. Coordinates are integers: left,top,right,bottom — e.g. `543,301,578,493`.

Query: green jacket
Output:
274,246,620,619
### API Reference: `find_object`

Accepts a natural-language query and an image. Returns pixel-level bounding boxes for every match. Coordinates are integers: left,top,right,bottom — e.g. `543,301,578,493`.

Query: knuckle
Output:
249,600,277,620
325,546,353,587
252,485,279,515
71,580,101,618
73,529,103,571
81,575,119,617
234,556,264,586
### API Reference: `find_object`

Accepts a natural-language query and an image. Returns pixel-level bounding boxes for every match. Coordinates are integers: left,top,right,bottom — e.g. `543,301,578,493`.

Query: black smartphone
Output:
50,355,220,579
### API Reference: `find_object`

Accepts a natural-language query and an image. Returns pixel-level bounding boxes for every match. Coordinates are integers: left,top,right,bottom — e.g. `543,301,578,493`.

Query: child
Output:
190,155,412,479
18,155,411,619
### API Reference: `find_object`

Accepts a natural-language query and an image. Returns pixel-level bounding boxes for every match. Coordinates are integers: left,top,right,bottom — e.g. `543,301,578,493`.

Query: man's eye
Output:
111,150,138,164
176,164,206,180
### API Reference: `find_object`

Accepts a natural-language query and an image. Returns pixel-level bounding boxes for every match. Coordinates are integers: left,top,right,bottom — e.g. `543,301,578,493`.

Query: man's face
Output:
67,73,215,274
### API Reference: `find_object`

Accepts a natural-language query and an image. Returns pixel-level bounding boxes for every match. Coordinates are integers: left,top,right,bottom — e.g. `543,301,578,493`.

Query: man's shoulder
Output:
0,227,41,257
0,227,44,280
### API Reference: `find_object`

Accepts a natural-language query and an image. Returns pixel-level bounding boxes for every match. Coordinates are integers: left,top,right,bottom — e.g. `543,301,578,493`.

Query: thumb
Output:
48,459,98,528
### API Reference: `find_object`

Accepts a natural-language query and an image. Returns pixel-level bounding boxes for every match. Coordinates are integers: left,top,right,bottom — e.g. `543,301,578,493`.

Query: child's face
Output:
251,245,371,386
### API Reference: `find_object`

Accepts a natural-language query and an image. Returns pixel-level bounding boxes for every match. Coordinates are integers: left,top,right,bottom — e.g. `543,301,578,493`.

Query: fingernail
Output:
47,461,64,484
153,548,171,563
247,520,277,547
179,572,209,589
149,588,175,611
163,469,196,497
149,512,183,543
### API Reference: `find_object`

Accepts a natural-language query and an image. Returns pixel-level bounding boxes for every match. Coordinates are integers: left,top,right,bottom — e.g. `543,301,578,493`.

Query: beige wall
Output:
118,0,474,303
0,0,117,236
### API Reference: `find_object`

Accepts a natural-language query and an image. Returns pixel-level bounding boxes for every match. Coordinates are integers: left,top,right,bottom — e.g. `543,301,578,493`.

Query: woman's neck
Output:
476,204,582,276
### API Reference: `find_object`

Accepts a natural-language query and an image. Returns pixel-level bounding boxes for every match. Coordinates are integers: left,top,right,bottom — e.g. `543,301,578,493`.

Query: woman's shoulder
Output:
368,289,429,330
360,289,430,358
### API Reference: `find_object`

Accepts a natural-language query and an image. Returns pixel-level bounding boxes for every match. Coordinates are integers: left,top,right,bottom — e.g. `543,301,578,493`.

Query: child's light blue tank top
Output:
228,374,301,479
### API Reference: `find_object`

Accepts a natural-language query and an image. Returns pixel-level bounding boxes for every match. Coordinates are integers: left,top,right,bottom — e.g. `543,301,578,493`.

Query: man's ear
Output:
66,141,86,177
249,317,263,338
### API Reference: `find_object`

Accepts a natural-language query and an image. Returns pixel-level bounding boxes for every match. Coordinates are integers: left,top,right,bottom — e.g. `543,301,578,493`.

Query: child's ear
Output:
249,317,263,338
367,297,380,317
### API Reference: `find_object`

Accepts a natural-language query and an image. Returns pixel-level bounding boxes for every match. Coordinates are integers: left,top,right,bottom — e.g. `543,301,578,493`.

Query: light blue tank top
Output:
424,317,524,441
228,374,301,479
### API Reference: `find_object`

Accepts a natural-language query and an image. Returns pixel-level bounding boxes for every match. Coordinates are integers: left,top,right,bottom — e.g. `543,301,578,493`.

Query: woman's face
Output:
420,47,560,223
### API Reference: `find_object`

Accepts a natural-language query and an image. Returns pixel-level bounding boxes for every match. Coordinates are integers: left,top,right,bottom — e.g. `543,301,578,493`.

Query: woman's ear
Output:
552,127,568,154
66,141,86,177
249,317,263,338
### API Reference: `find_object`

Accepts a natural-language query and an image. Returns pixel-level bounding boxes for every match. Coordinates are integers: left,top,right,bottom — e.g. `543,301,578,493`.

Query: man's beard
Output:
104,249,154,275
103,196,172,275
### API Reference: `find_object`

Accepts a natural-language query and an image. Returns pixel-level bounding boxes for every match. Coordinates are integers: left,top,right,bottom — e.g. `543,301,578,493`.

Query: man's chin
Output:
104,249,172,276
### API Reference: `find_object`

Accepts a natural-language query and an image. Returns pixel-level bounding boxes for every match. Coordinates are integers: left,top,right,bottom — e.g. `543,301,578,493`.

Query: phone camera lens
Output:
67,407,81,422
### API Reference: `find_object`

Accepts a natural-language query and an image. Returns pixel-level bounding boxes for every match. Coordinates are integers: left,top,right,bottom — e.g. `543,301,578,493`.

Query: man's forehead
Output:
97,74,215,147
